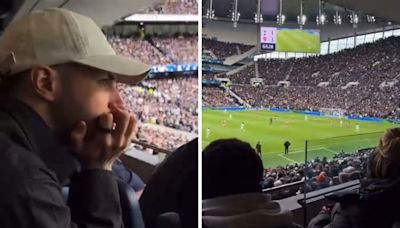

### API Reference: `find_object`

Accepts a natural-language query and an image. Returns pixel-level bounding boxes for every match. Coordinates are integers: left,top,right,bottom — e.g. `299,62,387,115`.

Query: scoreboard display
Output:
260,27,277,51
260,27,321,53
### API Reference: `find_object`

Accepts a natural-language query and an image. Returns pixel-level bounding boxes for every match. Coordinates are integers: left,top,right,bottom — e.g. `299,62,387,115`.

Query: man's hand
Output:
70,105,136,171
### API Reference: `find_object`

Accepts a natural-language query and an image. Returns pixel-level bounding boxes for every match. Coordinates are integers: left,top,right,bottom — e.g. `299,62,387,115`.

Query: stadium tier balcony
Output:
202,38,254,60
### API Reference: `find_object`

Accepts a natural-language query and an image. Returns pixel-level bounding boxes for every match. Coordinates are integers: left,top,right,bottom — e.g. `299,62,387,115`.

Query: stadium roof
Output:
325,0,400,24
203,0,397,24
1,0,160,31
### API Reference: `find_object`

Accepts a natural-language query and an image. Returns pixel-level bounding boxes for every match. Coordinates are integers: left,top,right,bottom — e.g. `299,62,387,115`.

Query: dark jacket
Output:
112,159,145,192
309,177,400,228
0,98,123,227
140,139,198,228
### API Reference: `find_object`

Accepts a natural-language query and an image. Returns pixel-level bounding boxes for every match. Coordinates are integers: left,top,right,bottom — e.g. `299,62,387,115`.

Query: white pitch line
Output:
284,147,327,154
278,154,298,163
323,147,339,154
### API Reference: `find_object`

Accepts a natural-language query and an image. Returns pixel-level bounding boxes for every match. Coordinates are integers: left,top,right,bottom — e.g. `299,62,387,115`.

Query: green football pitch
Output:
276,29,320,53
202,110,397,168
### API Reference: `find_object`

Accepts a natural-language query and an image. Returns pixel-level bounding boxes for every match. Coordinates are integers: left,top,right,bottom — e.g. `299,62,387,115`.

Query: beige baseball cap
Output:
0,8,150,85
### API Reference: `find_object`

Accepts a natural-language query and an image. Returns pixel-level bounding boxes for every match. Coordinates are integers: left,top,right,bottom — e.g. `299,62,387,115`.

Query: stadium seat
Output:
154,212,181,228
117,179,146,228
62,179,145,228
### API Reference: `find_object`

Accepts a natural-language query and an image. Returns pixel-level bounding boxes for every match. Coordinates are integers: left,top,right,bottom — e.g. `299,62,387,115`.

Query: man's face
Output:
51,64,124,136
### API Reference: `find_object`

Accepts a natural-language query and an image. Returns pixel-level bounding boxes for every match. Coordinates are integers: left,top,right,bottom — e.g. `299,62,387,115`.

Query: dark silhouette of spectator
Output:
203,138,299,228
256,141,262,157
140,138,198,228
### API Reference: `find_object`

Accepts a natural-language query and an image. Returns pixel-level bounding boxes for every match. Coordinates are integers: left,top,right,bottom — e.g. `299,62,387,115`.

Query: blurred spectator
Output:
140,139,198,228
202,138,298,228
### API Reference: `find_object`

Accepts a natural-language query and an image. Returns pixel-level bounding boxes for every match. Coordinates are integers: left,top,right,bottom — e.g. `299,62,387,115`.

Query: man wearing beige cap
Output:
0,8,149,227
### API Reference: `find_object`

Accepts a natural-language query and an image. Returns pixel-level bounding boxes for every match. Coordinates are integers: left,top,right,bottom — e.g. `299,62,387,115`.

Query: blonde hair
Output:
369,128,400,179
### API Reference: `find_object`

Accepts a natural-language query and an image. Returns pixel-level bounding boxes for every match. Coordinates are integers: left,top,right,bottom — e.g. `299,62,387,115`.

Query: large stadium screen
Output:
260,27,321,53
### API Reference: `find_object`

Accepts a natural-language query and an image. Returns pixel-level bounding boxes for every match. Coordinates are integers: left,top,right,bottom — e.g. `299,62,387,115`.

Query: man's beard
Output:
49,98,93,145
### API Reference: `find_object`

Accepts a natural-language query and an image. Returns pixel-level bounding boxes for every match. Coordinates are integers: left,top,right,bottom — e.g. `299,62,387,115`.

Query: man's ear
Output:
29,65,60,102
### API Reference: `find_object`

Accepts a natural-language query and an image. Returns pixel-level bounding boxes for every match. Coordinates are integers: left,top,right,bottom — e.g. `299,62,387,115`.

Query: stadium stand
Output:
138,0,198,15
203,37,400,119
202,37,254,59
152,36,198,64
262,148,372,197
202,87,239,108
109,35,198,152
202,73,217,80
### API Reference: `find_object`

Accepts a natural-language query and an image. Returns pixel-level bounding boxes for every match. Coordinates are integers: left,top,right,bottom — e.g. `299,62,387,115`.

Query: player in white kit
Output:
206,128,211,138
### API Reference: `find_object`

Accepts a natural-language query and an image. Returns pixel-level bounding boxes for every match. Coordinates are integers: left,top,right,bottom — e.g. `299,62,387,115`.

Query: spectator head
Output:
315,172,327,184
368,128,400,179
0,9,149,133
202,138,264,199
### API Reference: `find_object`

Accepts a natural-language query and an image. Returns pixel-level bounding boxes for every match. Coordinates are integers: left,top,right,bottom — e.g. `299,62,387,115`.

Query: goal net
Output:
319,108,346,118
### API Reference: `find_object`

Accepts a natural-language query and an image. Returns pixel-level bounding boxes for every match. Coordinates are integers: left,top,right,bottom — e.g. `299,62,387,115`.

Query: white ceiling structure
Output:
325,0,400,24
13,0,162,27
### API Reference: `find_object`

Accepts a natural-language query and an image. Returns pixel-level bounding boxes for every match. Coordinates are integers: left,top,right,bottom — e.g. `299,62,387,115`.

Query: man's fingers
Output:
70,121,87,151
110,106,130,150
98,113,114,130
97,113,113,150
125,116,136,142
119,116,136,154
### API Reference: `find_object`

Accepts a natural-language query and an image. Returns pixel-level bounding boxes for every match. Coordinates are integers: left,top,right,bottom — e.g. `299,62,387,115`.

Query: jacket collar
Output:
0,97,80,184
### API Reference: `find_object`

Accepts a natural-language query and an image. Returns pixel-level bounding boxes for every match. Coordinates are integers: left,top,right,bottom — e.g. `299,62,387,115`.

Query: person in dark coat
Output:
202,138,300,228
256,141,262,157
112,158,145,198
140,139,198,228
284,141,291,155
308,128,400,228
0,8,149,227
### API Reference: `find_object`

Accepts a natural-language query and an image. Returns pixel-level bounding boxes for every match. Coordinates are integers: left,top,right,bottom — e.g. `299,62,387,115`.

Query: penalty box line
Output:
277,147,339,164
278,154,298,163
284,147,338,155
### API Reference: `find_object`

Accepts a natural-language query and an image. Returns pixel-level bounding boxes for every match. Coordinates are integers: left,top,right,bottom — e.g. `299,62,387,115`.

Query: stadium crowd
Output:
138,0,198,15
136,125,193,151
153,36,197,64
231,84,399,118
117,77,198,134
202,72,217,80
202,38,254,59
108,35,198,151
262,148,372,194
109,35,197,65
203,36,400,119
226,36,400,87
202,87,239,108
